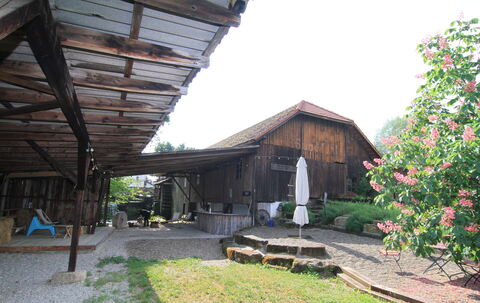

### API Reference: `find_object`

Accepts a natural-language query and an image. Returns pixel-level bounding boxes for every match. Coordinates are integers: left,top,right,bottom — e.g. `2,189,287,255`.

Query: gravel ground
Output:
0,223,225,303
239,226,480,303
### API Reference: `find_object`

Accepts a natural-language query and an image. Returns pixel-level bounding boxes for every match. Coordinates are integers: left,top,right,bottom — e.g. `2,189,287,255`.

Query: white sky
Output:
146,0,479,151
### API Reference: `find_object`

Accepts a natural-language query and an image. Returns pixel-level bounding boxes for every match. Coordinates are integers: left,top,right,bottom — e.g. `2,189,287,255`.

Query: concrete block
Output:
235,248,263,264
50,271,87,285
234,234,268,249
266,243,298,255
333,216,349,228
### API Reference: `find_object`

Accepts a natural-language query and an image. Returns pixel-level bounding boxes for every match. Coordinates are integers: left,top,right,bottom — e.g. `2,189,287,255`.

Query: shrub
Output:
345,211,371,233
280,201,296,214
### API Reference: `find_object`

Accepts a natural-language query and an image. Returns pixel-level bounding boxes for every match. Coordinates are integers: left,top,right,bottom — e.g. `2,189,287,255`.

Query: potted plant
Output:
149,216,161,228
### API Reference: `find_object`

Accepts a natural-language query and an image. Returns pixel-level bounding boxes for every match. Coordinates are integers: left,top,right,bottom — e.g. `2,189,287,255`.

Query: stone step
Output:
234,234,268,250
262,254,296,269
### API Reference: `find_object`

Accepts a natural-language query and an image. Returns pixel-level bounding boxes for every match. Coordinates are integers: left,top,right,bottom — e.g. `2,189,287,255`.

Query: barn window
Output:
236,159,243,179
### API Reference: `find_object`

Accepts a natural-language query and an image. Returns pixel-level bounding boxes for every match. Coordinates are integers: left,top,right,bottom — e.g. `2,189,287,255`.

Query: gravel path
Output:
239,226,480,303
0,223,225,303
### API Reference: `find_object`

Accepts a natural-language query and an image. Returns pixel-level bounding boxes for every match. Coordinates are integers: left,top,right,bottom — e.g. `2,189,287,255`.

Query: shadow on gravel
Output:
328,242,382,264
125,238,225,261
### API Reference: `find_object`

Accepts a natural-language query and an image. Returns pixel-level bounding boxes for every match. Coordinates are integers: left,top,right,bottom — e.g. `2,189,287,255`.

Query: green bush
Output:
281,201,296,214
317,201,399,230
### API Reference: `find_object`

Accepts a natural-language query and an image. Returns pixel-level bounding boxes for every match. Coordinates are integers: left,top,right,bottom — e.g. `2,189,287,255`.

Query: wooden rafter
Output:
136,0,241,27
24,0,90,144
0,88,172,113
0,72,53,95
0,122,156,136
0,0,41,40
57,23,208,69
0,132,149,143
2,111,163,126
0,101,58,117
0,61,187,96
26,140,76,183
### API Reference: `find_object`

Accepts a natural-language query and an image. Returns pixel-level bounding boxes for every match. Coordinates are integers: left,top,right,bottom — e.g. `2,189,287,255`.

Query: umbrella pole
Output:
299,225,302,238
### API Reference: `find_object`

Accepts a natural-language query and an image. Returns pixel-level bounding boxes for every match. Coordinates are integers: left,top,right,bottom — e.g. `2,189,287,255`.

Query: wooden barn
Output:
0,0,249,272
154,101,380,234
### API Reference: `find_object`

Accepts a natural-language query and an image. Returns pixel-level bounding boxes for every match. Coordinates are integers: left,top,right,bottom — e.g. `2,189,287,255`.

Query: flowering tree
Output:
364,18,480,262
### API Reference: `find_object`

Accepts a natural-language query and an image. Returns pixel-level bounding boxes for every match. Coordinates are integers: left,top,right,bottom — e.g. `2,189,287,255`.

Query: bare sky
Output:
145,0,479,151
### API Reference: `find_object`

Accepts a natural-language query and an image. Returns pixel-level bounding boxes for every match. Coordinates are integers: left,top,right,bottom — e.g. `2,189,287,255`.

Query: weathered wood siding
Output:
346,129,372,183
202,155,254,204
0,176,101,225
197,212,251,235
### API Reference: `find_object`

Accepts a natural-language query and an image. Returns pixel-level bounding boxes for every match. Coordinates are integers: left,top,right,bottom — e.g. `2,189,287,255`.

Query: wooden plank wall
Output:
0,176,101,225
202,155,253,204
346,131,372,183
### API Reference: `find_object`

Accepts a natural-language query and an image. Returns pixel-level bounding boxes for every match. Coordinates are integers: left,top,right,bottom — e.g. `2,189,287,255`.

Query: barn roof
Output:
0,0,249,178
210,100,380,157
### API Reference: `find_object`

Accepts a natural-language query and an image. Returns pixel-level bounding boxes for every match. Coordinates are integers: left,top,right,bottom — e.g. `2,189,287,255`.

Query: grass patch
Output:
94,271,127,289
96,256,127,268
125,257,383,303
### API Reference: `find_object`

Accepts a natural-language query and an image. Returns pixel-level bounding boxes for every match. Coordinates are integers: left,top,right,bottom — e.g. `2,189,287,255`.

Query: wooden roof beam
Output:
2,111,163,126
26,140,76,183
0,101,58,117
0,88,172,114
0,61,187,96
24,0,90,144
136,0,241,27
0,132,149,143
0,122,156,136
0,0,41,40
57,23,208,69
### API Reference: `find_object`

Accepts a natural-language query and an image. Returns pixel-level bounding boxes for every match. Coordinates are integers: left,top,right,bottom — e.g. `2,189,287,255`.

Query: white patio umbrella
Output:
293,156,309,238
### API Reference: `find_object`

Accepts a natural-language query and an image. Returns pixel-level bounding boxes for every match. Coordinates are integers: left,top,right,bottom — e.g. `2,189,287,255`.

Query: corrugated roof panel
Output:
55,10,131,36
130,75,183,86
142,6,218,32
82,0,134,12
132,61,191,76
138,27,209,52
54,0,133,24
141,15,216,41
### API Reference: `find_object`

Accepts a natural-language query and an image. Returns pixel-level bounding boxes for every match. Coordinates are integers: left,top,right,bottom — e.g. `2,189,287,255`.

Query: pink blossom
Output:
423,138,436,147
373,158,384,165
394,172,418,186
407,118,415,124
458,190,471,197
425,48,435,59
412,198,420,205
463,126,476,142
425,166,434,172
415,74,425,79
477,102,480,108
394,150,402,156
440,162,452,169
465,223,479,232
458,11,464,20
430,128,440,139
377,220,402,234
422,36,431,45
412,136,421,142
440,207,456,227
442,54,453,69
458,198,473,208
439,37,448,49
428,115,439,122
445,118,459,130
370,181,384,192
465,80,476,92
392,201,404,209
407,168,418,175
363,161,375,170
380,136,401,148
401,209,414,216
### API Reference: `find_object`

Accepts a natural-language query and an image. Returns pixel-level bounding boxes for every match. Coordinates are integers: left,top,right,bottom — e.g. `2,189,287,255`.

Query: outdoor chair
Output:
34,209,58,225
423,243,462,280
26,216,56,237
456,260,480,286
379,247,402,272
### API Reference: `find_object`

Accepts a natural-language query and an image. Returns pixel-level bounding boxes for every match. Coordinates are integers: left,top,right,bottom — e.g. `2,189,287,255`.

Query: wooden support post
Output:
103,175,111,225
92,173,106,233
171,176,191,207
0,175,9,213
67,140,90,272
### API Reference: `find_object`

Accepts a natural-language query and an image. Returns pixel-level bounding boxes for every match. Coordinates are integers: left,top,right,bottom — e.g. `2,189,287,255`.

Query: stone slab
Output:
333,216,349,228
262,254,295,268
266,243,298,255
299,245,327,258
363,223,382,235
235,248,264,264
50,271,87,285
234,234,268,249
